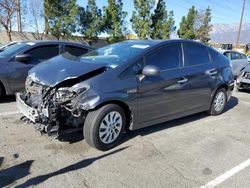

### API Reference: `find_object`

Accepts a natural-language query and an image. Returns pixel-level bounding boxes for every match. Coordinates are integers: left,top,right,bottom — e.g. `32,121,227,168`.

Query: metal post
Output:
236,0,246,45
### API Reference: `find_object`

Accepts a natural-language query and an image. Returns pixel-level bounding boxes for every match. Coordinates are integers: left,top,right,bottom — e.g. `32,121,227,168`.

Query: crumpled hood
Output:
29,53,107,87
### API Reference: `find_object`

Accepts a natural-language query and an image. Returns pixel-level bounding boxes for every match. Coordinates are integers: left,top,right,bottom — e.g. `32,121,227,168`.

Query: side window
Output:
26,45,59,62
183,43,210,66
145,43,182,70
223,52,231,59
231,52,242,60
64,45,88,57
241,54,247,59
120,59,144,78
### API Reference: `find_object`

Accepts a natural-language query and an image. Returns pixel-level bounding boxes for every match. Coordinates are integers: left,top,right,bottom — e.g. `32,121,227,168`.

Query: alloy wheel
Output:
99,111,123,144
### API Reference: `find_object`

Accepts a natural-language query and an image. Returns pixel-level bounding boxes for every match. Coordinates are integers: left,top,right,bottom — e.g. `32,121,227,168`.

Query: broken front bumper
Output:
16,92,39,122
16,92,49,123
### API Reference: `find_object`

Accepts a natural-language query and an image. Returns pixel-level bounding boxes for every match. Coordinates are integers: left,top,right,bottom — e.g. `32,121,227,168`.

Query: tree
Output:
44,0,78,40
103,0,127,43
28,0,44,39
78,0,103,44
44,0,50,34
177,6,197,39
130,0,154,39
195,7,212,44
151,0,175,39
0,0,17,41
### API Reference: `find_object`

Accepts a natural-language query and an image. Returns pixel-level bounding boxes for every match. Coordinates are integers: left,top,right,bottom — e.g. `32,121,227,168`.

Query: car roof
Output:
12,40,92,48
118,39,208,48
222,50,245,54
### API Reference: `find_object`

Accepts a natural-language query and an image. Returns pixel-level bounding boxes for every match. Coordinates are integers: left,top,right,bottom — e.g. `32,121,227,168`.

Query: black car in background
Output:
17,40,234,151
0,41,93,98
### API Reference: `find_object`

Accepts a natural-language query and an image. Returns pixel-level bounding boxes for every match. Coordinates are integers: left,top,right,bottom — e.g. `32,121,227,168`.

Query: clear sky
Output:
77,0,250,32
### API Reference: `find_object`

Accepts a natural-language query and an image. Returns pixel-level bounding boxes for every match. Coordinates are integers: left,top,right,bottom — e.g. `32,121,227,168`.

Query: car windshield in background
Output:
0,43,29,58
80,42,151,68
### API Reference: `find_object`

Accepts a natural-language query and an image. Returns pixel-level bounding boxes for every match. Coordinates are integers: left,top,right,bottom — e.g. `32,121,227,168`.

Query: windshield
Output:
81,42,151,68
0,43,29,58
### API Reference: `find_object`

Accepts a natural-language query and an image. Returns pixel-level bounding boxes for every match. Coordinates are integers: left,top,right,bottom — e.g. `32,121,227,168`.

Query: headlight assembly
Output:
54,86,90,103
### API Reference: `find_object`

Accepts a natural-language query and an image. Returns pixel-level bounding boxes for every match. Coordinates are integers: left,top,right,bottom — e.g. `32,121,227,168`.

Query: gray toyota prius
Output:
17,40,235,151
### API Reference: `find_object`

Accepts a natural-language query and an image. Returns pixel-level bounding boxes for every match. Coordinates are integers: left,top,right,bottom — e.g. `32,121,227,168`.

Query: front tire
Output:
84,104,126,151
209,88,227,116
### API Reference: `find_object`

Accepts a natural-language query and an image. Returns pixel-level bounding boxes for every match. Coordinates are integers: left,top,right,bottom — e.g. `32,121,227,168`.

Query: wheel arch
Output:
211,84,228,105
92,100,133,130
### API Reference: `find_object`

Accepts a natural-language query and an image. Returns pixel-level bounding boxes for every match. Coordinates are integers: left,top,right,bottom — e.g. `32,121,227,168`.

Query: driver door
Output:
8,45,60,92
137,43,190,128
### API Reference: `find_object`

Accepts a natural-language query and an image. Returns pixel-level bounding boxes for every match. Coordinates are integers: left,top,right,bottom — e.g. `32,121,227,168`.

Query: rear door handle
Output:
208,69,218,75
177,77,188,84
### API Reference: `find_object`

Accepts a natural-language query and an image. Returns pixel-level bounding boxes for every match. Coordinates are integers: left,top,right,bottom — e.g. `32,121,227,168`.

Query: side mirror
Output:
142,65,160,76
15,54,31,63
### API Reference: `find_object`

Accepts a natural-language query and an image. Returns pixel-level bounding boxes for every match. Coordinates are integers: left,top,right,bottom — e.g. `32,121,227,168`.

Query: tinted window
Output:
184,43,209,66
231,52,242,60
65,45,88,57
26,45,59,62
145,43,182,70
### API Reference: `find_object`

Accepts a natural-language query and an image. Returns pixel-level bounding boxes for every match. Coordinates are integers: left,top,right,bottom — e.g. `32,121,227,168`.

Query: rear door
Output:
183,42,215,111
137,43,190,126
8,45,59,92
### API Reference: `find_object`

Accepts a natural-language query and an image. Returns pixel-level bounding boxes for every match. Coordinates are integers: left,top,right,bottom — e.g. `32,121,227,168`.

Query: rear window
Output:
65,46,88,57
183,43,210,66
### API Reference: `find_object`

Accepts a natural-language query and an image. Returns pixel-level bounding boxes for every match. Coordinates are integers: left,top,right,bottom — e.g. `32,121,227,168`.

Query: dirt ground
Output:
0,91,250,188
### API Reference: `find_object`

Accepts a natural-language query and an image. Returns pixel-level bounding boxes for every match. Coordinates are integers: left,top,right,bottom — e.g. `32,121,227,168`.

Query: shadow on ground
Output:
224,96,238,112
0,95,16,104
15,146,128,188
0,159,34,188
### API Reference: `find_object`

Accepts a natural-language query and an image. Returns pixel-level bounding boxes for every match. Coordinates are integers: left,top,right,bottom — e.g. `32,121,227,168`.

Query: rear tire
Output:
209,88,227,116
84,104,126,151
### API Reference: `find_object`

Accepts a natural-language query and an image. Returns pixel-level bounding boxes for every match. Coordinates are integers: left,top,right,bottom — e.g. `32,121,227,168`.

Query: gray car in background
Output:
0,41,93,98
223,50,249,78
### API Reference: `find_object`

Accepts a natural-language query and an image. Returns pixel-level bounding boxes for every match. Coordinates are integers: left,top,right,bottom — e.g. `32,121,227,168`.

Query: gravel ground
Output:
0,91,249,188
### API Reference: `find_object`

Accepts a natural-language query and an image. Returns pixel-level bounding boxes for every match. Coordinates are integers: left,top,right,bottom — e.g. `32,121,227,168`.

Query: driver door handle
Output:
177,77,188,84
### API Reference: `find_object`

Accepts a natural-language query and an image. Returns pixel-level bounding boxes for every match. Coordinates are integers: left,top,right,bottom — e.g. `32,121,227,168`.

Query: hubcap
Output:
99,111,122,144
214,91,225,112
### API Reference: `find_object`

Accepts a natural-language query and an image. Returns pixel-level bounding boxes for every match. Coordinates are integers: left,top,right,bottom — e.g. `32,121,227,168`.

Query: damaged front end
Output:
236,68,250,90
17,70,104,138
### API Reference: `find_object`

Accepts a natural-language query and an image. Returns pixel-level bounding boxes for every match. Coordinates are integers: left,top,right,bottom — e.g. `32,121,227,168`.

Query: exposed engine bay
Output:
17,66,107,138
